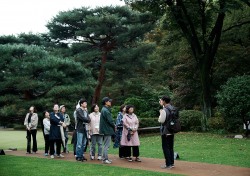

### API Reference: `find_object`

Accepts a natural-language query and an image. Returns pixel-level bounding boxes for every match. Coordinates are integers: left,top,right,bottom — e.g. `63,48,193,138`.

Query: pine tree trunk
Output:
92,52,107,104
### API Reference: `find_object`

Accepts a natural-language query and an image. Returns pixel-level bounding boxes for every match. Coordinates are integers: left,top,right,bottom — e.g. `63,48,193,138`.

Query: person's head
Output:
91,104,99,113
102,97,112,107
60,105,66,113
79,99,87,108
120,104,126,113
29,106,35,113
53,104,59,112
159,96,171,106
43,110,50,119
126,105,135,114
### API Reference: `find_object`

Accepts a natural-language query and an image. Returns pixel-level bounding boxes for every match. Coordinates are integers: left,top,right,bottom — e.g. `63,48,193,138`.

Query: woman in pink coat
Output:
120,105,141,162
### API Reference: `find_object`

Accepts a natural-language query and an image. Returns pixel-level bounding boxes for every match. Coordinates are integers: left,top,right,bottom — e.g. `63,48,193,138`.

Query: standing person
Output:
60,105,71,153
24,106,38,154
158,96,175,169
99,97,115,164
89,104,103,160
113,104,126,159
120,105,141,162
72,103,80,157
43,110,50,156
49,104,65,159
75,99,91,162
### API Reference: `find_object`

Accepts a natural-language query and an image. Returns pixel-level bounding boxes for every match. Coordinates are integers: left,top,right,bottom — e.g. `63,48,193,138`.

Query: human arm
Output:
43,119,50,132
76,109,91,123
158,109,166,123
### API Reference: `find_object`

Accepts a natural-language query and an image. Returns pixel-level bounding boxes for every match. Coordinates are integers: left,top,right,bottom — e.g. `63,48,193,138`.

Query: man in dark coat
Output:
75,99,91,162
99,97,115,164
49,104,64,159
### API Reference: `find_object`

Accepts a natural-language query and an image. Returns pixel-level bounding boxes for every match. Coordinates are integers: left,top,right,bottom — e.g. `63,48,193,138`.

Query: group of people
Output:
24,95,176,169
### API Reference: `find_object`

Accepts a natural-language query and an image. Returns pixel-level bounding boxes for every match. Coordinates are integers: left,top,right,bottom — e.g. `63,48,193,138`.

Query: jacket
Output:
159,104,174,135
99,106,115,135
76,107,91,133
43,118,50,135
88,112,101,135
63,113,71,132
24,113,38,130
49,112,64,140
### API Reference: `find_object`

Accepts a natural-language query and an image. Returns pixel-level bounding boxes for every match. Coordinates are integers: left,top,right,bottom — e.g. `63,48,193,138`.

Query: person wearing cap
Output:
60,105,71,153
99,97,115,164
75,99,91,162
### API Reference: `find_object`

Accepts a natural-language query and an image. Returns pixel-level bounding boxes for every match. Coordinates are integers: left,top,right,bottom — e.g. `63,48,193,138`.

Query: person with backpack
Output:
158,96,177,169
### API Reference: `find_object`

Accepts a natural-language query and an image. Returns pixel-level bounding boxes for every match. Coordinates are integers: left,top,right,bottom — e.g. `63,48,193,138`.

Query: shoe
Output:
161,165,172,169
44,153,48,156
171,164,175,168
97,156,102,160
90,156,95,160
128,157,133,162
31,152,36,154
50,155,54,159
119,156,124,159
57,154,64,158
135,157,141,162
26,152,31,154
102,160,112,164
82,156,87,161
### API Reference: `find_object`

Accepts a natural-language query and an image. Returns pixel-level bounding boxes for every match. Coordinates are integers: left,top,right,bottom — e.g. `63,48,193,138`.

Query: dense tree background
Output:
0,4,249,133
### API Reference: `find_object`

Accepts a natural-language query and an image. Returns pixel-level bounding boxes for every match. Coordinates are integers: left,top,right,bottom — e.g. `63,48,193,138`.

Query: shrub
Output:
139,118,159,128
216,75,250,133
179,110,202,131
208,111,225,131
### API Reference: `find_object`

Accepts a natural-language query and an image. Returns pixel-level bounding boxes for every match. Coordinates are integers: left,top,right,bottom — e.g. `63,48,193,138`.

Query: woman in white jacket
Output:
88,104,103,160
43,110,50,156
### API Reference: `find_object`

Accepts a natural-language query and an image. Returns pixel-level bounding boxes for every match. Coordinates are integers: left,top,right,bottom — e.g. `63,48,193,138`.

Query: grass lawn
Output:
0,155,181,176
0,130,249,167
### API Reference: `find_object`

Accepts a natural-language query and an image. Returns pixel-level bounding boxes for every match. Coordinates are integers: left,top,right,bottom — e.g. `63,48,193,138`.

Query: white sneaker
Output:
102,160,112,164
91,156,95,160
50,155,54,159
57,154,64,158
97,156,102,160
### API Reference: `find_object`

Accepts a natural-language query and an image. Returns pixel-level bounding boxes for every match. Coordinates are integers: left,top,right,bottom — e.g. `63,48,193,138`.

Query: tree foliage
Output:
216,75,250,134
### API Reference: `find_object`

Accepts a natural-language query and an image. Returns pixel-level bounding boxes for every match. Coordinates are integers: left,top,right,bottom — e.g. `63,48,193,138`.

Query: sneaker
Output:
44,153,48,156
97,156,102,160
161,165,172,169
171,164,175,168
102,160,112,164
50,155,54,159
26,152,31,154
135,157,141,162
128,157,133,162
90,156,95,160
57,154,64,158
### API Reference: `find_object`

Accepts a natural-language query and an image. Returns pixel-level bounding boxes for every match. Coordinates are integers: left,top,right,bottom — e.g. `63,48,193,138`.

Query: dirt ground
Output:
4,150,250,176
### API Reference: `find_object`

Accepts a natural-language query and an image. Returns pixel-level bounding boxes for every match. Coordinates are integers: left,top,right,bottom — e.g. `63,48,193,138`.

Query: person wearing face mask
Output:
49,104,65,159
24,106,38,154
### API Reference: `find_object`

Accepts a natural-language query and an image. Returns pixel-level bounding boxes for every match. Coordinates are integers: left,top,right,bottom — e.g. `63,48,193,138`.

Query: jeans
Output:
26,129,37,153
161,134,174,166
91,134,103,157
76,131,87,159
102,135,111,160
44,134,50,154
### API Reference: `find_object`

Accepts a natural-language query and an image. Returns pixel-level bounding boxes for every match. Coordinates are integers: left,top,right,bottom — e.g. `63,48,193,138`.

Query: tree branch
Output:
223,20,250,32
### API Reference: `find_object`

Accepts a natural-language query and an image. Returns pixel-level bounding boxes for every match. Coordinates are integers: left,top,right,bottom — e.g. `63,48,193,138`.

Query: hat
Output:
59,105,65,110
102,97,112,105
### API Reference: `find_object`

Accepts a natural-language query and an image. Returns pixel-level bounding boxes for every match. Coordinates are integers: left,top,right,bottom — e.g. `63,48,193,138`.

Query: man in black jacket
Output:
76,99,91,162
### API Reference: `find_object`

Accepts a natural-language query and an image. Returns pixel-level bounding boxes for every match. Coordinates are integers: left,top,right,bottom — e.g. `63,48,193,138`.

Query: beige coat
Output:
24,113,38,130
88,112,101,135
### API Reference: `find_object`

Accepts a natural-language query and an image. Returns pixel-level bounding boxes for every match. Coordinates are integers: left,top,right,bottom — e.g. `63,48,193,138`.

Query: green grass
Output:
1,130,250,167
0,155,180,176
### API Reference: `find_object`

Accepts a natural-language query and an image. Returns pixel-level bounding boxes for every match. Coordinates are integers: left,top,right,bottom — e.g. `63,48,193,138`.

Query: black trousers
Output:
124,146,139,157
26,129,37,153
119,146,126,158
49,139,62,156
161,134,174,166
44,134,50,154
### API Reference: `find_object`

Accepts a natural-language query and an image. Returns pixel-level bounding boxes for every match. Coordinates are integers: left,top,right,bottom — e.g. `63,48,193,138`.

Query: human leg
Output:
102,135,111,161
31,129,37,152
26,130,31,153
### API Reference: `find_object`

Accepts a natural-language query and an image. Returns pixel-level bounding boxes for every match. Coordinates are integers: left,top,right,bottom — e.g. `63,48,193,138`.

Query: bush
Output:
208,111,225,131
179,110,202,131
216,75,250,133
139,118,159,128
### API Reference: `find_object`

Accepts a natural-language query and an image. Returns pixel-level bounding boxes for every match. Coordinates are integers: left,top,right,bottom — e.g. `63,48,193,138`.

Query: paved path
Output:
4,150,250,176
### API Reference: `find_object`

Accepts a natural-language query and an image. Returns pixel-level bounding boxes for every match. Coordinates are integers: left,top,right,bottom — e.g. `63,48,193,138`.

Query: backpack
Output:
165,106,181,133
